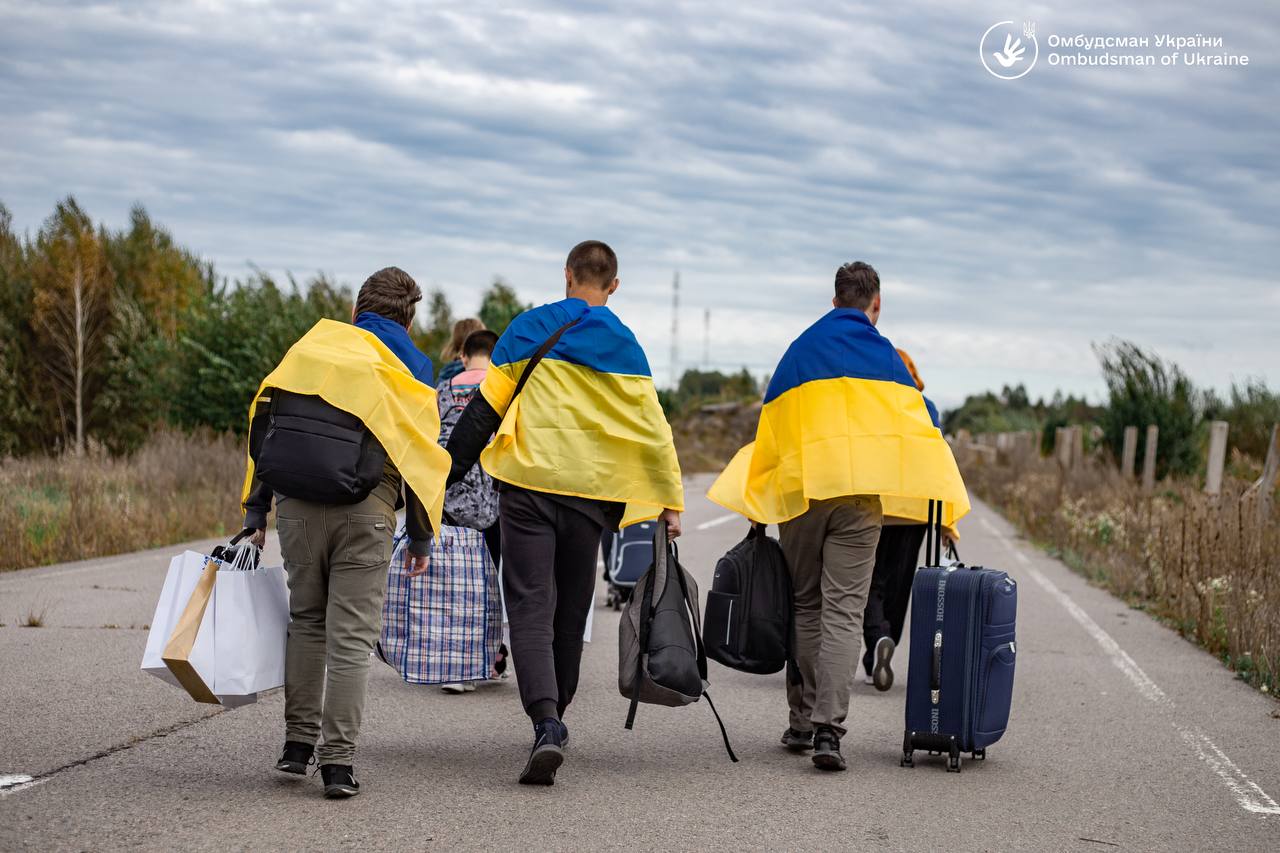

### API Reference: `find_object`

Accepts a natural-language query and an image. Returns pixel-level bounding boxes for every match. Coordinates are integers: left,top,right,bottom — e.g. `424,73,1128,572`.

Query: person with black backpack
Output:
241,266,452,799
445,240,684,786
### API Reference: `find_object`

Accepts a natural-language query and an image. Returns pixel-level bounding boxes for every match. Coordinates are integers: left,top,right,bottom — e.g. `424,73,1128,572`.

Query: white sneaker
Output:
441,682,476,694
862,670,874,685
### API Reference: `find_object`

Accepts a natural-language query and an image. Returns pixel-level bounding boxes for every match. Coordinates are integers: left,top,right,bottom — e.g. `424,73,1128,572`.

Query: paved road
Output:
1,473,1277,851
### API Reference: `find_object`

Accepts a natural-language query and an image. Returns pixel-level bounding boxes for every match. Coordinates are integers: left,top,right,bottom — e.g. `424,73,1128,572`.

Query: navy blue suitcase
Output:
902,502,1017,772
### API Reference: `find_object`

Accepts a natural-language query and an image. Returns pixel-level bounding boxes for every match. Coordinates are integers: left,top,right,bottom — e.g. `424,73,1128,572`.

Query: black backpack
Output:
702,524,793,674
252,390,388,505
618,521,737,761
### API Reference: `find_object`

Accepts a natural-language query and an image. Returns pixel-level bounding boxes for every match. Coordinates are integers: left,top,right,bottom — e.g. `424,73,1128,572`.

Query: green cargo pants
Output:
276,492,396,764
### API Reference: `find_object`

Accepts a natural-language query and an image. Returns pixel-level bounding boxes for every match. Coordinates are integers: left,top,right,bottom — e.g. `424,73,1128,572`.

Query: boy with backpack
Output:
242,267,451,798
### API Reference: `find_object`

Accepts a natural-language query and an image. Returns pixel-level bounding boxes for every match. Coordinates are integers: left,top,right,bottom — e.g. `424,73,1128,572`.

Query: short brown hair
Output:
565,240,617,288
834,261,879,310
354,266,421,327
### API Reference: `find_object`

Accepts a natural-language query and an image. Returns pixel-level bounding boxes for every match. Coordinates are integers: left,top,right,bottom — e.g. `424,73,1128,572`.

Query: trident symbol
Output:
1023,21,1036,40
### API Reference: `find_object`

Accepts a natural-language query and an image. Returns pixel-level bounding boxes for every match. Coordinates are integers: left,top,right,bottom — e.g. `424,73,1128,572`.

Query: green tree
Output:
1203,378,1280,461
0,203,38,455
104,204,211,340
412,288,454,365
172,273,352,434
478,278,530,336
1095,340,1201,479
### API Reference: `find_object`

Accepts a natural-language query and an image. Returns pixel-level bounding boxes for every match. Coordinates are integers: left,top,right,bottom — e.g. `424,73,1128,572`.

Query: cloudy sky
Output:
1,0,1276,409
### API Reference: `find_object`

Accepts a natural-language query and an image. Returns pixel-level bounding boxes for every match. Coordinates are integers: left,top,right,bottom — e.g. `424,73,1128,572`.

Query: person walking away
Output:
446,240,684,786
435,328,508,692
707,261,968,771
860,349,965,690
437,318,486,386
242,267,451,798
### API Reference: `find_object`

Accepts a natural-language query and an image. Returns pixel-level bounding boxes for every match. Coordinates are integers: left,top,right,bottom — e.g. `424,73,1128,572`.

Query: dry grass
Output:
20,605,48,627
0,429,244,572
959,443,1279,694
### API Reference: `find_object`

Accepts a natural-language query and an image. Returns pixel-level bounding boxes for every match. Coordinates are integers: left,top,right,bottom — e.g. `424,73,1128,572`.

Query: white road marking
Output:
978,513,1280,815
0,774,43,797
696,513,741,531
0,554,147,586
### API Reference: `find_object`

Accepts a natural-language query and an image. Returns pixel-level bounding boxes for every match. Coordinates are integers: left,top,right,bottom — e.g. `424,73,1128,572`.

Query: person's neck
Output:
566,286,608,307
464,356,491,371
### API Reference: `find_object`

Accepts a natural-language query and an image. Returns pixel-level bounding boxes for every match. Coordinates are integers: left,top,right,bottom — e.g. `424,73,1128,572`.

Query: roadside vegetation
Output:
0,196,530,571
954,344,1279,694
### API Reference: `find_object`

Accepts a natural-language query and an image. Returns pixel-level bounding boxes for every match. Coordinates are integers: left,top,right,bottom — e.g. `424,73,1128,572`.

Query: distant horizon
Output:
2,2,1275,411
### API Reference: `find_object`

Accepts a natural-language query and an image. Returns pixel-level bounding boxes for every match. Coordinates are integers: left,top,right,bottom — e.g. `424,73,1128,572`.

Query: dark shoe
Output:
519,718,564,786
812,727,847,771
275,741,315,775
558,720,570,750
872,636,896,692
320,764,360,799
780,727,814,752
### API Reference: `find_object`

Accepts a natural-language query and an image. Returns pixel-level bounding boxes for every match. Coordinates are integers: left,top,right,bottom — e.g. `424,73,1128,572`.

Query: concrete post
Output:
1204,420,1229,496
1071,425,1085,470
1142,424,1159,493
1121,426,1138,479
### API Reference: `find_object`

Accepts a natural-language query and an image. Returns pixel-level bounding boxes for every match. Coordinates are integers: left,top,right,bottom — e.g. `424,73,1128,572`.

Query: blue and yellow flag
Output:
479,297,683,527
240,319,453,531
707,308,969,528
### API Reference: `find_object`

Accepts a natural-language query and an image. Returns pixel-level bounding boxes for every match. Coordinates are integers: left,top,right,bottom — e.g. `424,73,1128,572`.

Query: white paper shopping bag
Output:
209,565,289,697
141,544,289,707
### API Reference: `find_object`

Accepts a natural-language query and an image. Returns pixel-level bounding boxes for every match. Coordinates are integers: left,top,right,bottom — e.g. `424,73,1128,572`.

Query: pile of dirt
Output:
672,400,761,473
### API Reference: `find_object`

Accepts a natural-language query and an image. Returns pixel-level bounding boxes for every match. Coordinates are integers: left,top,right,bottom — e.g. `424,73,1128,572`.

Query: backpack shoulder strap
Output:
666,538,739,763
511,316,579,402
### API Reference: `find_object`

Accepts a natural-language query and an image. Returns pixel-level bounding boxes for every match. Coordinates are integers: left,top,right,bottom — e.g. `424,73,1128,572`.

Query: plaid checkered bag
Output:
379,523,503,685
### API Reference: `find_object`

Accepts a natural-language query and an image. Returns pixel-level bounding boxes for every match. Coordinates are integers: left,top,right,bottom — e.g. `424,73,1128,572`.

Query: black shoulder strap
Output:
667,537,739,763
511,317,578,402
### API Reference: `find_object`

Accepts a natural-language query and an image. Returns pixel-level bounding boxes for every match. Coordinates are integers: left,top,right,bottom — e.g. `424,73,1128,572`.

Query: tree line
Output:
0,197,529,457
943,340,1279,480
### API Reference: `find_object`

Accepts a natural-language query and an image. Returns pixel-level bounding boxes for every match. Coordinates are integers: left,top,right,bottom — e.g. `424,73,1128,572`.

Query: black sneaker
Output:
812,726,847,771
558,720,570,750
320,764,360,799
275,741,315,775
872,636,896,692
519,718,564,786
780,727,814,752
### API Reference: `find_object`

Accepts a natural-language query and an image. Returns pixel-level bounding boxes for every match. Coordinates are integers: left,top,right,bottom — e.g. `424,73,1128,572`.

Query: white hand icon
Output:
992,33,1026,68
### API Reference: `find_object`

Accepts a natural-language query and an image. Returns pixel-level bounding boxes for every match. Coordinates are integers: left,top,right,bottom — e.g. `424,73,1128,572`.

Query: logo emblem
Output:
980,20,1038,80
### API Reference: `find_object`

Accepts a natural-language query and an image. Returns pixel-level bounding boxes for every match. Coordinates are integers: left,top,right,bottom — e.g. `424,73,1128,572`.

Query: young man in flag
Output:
708,261,968,771
445,240,683,786
242,267,451,798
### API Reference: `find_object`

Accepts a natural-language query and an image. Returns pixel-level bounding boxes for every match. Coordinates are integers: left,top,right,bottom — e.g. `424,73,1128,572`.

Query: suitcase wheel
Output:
900,731,914,768
972,749,986,761
947,742,962,773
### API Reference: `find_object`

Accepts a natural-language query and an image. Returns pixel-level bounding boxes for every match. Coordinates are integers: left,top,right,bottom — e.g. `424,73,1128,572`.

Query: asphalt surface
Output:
1,473,1278,851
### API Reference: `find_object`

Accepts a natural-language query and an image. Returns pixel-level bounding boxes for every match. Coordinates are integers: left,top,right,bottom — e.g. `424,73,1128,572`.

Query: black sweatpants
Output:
861,524,928,672
499,487,603,722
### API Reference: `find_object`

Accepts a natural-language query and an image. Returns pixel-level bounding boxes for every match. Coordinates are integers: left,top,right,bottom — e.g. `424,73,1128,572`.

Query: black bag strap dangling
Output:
668,538,739,763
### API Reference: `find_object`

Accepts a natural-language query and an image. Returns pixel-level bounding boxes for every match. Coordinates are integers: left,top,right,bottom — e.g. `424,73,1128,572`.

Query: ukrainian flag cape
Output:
239,319,452,531
708,308,969,528
479,297,683,527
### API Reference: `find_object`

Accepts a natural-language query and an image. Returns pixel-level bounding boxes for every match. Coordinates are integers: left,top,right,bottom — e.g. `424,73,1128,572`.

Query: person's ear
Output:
607,278,620,296
351,306,358,323
564,267,574,291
